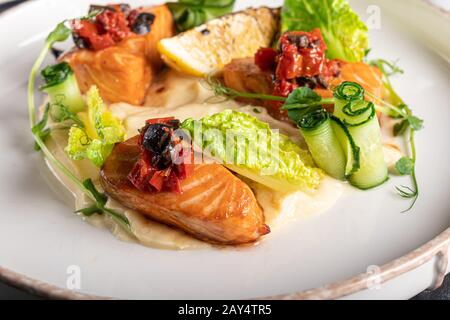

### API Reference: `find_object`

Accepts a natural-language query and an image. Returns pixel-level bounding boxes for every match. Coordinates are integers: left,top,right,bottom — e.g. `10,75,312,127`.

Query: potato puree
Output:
44,70,398,250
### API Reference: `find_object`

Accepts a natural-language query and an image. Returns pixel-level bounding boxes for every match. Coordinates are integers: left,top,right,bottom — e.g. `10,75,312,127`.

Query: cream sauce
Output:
45,70,399,250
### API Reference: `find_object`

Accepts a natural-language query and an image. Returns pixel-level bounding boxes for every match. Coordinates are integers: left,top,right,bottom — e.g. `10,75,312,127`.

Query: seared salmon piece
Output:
330,62,383,102
223,59,383,112
223,58,273,105
100,136,270,245
142,5,176,70
64,5,175,105
65,37,152,105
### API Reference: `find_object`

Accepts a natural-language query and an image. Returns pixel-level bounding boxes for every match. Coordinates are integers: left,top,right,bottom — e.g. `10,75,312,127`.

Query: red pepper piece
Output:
128,118,194,194
145,117,176,125
149,170,166,192
96,10,133,43
71,19,116,51
255,48,278,72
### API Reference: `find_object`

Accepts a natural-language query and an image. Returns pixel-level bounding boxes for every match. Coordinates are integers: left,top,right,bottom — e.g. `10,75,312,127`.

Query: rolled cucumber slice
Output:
330,116,360,176
299,110,347,180
43,73,86,114
40,62,85,114
333,93,388,189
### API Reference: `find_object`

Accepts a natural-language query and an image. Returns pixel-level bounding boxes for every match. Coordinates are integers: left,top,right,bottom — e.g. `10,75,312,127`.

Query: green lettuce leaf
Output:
65,86,125,167
66,126,91,161
281,0,369,62
181,110,322,192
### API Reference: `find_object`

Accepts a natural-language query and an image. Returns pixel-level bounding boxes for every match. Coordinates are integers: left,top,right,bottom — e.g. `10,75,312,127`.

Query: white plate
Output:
0,0,449,300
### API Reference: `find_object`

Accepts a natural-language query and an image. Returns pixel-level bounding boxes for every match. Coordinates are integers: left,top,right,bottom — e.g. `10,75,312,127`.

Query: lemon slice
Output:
157,7,279,77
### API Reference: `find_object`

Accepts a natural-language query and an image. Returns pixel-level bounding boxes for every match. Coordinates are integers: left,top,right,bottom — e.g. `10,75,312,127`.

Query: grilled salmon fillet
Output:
100,136,270,245
64,5,175,105
142,5,176,70
65,37,152,105
223,57,274,105
224,59,383,103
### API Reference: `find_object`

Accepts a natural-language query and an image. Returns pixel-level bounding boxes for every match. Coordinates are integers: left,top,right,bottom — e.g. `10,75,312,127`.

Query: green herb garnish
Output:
49,101,84,127
40,62,73,90
31,104,51,151
206,75,286,102
76,179,130,230
168,0,236,32
369,59,423,211
283,87,334,113
395,157,414,176
28,21,131,232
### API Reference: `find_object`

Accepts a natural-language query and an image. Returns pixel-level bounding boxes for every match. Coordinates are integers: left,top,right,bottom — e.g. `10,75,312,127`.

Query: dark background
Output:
0,0,448,300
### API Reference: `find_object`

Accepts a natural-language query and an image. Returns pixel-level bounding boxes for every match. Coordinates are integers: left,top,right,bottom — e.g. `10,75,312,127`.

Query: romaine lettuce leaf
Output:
66,126,90,161
65,86,125,167
181,110,322,192
281,0,369,62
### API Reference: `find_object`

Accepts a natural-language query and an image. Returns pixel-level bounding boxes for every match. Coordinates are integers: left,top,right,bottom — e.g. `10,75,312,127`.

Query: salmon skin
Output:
64,5,175,105
100,136,270,245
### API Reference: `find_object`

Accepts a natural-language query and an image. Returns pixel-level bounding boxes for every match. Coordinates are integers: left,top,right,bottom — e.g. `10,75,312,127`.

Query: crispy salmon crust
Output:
100,136,270,245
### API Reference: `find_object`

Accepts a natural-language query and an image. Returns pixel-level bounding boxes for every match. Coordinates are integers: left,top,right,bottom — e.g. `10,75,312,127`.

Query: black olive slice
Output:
132,13,156,35
50,47,64,59
288,34,310,48
89,5,115,14
72,33,89,49
143,124,171,154
151,148,173,170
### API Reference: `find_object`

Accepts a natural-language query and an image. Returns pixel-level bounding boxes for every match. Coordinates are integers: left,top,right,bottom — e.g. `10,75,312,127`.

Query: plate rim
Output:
0,229,448,299
0,0,449,300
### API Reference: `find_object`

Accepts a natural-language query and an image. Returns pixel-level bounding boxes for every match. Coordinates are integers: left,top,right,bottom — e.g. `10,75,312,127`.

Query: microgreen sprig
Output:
76,179,130,230
205,75,286,102
28,21,131,232
168,0,236,32
48,100,85,127
369,59,423,211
